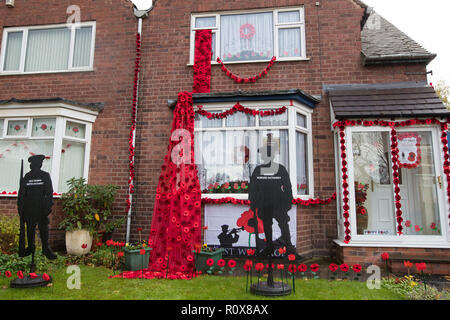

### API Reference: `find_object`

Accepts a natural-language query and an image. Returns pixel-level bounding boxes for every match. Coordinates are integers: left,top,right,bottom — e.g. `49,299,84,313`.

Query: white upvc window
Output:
336,124,450,247
190,7,307,64
0,21,96,75
0,102,98,195
194,100,314,199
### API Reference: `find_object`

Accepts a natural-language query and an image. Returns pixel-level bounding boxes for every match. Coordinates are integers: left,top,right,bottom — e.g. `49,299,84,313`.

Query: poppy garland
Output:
339,126,352,243
439,123,450,226
390,127,404,235
216,56,276,84
196,102,287,119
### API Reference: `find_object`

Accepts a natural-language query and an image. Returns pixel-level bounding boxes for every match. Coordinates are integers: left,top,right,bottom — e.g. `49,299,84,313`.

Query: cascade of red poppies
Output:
390,126,404,235
193,30,212,93
339,126,352,243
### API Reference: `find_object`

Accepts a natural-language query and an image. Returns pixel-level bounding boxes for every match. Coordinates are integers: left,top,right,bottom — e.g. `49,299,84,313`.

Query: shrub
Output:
0,216,20,254
381,275,444,300
0,252,65,274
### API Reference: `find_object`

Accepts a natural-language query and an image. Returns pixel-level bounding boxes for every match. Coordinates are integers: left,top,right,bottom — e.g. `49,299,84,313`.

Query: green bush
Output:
0,216,20,254
382,275,446,300
0,252,65,274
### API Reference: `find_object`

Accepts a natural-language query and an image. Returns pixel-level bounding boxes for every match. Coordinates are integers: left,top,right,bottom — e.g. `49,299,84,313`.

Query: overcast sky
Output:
131,0,449,85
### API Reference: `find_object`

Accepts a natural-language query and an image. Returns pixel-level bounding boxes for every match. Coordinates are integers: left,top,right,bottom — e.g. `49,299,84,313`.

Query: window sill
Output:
334,239,450,249
187,57,310,67
201,193,314,200
0,68,95,76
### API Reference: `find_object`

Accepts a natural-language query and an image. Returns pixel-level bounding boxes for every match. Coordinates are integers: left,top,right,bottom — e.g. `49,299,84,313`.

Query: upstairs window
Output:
1,22,96,74
190,7,306,64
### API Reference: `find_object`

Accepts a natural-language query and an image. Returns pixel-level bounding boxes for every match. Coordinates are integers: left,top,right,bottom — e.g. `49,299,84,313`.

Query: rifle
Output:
18,159,26,257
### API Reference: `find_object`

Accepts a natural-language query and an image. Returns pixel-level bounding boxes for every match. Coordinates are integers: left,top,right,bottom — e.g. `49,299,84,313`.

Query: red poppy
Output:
416,262,427,272
137,227,143,232
414,225,422,232
298,264,307,272
5,270,12,278
288,264,297,273
310,264,319,273
405,220,411,227
277,264,285,270
81,243,87,249
246,249,255,256
329,263,338,272
186,255,194,262
17,271,24,279
42,273,50,281
40,124,48,130
381,252,389,261
106,239,113,246
403,260,413,269
255,263,264,272
29,273,38,279
236,209,264,234
206,258,215,267
340,263,349,272
228,259,237,268
352,264,362,273
430,222,437,230
288,254,296,261
96,242,103,247
217,259,226,267
243,260,253,271
278,247,286,255
117,251,124,258
139,249,146,255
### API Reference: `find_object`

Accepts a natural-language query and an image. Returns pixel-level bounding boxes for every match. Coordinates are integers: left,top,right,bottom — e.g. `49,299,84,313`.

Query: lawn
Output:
0,265,404,300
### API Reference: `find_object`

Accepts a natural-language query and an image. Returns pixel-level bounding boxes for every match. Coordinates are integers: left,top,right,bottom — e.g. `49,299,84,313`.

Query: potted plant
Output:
193,244,225,273
123,227,152,271
59,178,119,256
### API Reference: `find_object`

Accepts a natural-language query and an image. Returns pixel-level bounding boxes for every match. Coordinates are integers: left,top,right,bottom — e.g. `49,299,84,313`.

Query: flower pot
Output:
123,247,152,271
193,248,225,273
65,230,93,256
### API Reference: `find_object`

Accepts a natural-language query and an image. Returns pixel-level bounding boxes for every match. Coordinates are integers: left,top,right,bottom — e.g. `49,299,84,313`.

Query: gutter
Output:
125,2,154,244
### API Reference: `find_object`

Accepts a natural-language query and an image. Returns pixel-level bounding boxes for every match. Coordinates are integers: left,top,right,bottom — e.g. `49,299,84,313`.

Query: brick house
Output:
0,0,448,274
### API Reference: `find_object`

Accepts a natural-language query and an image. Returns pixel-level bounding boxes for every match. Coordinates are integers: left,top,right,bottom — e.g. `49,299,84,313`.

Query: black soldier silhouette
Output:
17,154,57,260
217,224,243,248
248,135,297,257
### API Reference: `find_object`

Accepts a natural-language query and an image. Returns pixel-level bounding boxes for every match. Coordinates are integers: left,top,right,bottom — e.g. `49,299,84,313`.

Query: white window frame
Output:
0,102,98,196
335,124,450,248
189,7,307,65
194,100,314,200
0,21,96,75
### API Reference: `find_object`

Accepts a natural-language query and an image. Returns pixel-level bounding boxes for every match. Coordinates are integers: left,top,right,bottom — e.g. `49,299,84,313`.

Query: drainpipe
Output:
126,2,154,244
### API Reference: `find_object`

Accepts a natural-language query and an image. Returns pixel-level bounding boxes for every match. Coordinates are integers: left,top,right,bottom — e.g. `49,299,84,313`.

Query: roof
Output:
0,97,104,111
191,89,321,109
361,12,436,65
329,85,449,119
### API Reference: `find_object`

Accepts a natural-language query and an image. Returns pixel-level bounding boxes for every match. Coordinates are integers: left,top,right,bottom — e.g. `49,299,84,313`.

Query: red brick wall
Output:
0,0,432,255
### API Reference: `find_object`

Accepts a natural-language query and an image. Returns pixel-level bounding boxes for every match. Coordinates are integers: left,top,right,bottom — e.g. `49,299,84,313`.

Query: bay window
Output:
190,7,306,64
1,22,95,74
194,101,313,198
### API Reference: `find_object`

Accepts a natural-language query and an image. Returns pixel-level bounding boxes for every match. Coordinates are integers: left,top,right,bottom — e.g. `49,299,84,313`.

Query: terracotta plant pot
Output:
65,230,93,256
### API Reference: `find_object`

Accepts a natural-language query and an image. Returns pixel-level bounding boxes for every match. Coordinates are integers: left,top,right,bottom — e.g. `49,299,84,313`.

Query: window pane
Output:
73,26,92,68
259,111,288,126
195,129,288,193
195,111,222,128
59,140,85,193
0,119,4,136
296,113,306,127
296,131,308,195
278,11,300,23
0,139,53,192
221,12,273,62
25,28,71,72
398,131,441,235
211,32,216,60
352,131,396,235
278,27,301,57
31,118,56,137
226,112,256,127
65,121,86,139
195,16,216,28
4,31,23,71
7,120,28,136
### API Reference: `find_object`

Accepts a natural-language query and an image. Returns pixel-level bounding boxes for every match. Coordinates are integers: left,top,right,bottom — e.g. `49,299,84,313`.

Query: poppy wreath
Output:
439,123,450,225
339,126,352,243
390,126,404,235
196,102,287,119
239,23,256,40
216,56,276,84
193,29,212,93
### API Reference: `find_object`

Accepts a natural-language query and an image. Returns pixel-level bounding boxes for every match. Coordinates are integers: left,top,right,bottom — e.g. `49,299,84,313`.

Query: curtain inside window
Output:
296,131,308,194
59,140,85,193
4,31,23,71
221,12,273,61
0,139,53,192
278,27,301,57
25,27,71,72
73,26,92,68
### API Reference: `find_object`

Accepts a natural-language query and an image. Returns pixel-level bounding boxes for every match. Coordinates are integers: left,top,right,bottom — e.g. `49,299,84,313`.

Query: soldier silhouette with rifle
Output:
18,155,57,261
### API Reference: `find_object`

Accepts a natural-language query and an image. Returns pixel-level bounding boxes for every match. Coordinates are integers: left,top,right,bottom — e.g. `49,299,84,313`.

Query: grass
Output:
0,265,404,300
